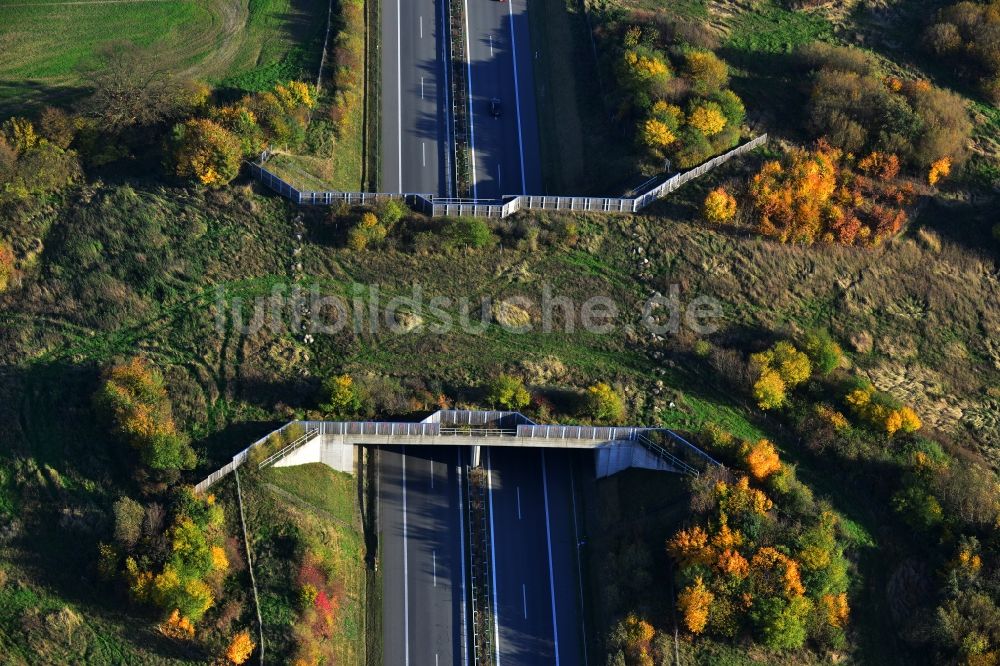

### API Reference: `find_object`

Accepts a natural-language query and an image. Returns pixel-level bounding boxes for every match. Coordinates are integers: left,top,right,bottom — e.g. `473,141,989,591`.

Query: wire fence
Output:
247,135,767,218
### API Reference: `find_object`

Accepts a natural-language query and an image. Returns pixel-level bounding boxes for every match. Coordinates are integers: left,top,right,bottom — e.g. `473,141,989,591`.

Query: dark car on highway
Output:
489,98,502,118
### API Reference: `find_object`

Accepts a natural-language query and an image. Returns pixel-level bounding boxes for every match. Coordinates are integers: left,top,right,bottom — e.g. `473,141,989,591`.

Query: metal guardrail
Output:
440,427,517,437
517,424,645,441
659,429,724,468
468,469,495,665
427,409,536,427
635,432,700,476
247,135,768,219
257,427,320,469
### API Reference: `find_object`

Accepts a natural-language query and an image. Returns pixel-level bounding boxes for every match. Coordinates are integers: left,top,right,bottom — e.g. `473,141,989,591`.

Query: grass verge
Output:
528,0,633,194
243,463,366,662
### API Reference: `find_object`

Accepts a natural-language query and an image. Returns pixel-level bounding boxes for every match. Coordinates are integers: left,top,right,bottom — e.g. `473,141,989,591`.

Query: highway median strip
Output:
467,466,497,664
448,0,473,197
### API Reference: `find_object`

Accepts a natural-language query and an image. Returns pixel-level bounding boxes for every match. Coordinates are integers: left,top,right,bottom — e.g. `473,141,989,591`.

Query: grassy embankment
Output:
525,0,632,195
238,463,366,663
263,0,366,192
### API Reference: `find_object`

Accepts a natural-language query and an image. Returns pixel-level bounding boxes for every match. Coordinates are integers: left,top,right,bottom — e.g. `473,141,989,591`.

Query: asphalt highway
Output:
382,0,452,195
486,447,585,665
382,0,541,198
380,446,470,665
380,445,586,665
463,0,542,199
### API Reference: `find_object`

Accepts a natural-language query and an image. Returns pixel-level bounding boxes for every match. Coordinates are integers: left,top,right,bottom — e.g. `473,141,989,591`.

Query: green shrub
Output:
320,374,363,418
486,374,531,411
379,199,408,227
113,497,145,549
581,382,626,422
801,329,843,375
441,217,492,249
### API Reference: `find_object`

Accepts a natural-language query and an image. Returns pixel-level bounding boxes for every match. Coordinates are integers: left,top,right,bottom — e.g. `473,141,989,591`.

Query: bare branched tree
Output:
80,42,198,129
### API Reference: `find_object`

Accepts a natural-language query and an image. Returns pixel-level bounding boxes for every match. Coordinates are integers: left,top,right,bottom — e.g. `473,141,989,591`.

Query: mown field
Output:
0,0,327,113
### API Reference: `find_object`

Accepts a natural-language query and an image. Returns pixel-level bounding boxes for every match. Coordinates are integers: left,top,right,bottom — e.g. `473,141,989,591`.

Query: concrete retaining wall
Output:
594,441,683,478
272,434,355,473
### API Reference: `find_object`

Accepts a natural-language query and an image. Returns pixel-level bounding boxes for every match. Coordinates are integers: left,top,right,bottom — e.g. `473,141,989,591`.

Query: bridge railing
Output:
430,409,537,428
257,427,321,469
194,420,306,494
320,421,440,437
516,424,645,441
440,427,517,437
658,429,724,468
247,135,768,219
635,432,700,476
193,415,722,493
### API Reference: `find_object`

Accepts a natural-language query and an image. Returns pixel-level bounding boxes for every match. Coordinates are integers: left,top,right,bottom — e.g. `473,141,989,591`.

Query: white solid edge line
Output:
569,461,588,666
402,447,410,665
440,0,454,198
541,450,560,665
457,448,470,666
487,448,500,665
396,0,403,193
462,0,477,199
506,0,527,194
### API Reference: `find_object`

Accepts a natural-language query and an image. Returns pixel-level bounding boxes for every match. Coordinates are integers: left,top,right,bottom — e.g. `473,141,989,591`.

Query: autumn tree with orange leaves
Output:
746,141,917,246
746,439,782,481
95,357,195,470
667,424,853,652
225,629,255,664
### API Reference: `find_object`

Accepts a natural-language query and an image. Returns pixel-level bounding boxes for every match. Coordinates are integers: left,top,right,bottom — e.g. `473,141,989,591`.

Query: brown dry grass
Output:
627,197,1000,460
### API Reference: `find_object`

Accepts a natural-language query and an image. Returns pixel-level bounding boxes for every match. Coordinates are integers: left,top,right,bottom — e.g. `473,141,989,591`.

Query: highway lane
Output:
487,447,585,665
382,0,452,195
380,446,469,665
464,0,542,199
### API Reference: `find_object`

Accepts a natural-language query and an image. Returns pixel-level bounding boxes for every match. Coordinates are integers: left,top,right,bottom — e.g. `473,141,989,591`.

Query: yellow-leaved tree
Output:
753,370,787,410
678,576,714,634
1,117,38,154
750,341,812,410
169,119,243,188
640,118,676,151
928,157,952,186
582,382,626,422
703,187,738,223
687,102,727,136
225,629,256,664
683,50,729,95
